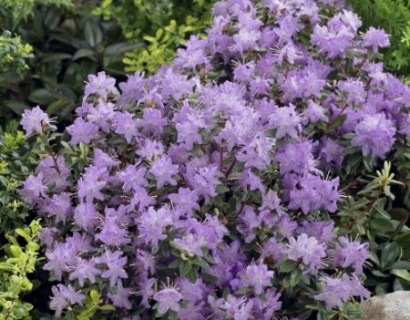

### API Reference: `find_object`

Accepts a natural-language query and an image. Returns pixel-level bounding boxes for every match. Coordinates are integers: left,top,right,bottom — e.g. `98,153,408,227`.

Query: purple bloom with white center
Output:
150,156,179,189
118,165,148,192
269,104,301,139
174,234,204,256
314,274,370,310
66,117,99,146
351,113,396,158
112,112,138,143
20,173,47,205
20,106,54,136
95,215,130,246
46,192,72,224
138,206,173,247
241,263,274,295
84,71,119,100
330,236,369,274
68,257,101,287
168,187,200,216
73,201,101,232
153,287,183,315
287,233,326,274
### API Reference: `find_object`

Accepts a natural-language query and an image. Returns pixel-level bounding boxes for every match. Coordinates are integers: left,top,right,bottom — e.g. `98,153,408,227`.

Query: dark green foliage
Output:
94,0,214,73
0,1,135,125
0,0,214,126
348,0,410,80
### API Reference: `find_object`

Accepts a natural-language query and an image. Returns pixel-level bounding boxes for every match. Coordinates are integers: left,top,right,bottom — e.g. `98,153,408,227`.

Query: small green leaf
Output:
391,269,410,282
90,289,100,303
179,260,192,277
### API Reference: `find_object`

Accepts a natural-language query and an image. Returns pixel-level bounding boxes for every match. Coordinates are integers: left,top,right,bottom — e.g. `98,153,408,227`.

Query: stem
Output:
224,158,237,179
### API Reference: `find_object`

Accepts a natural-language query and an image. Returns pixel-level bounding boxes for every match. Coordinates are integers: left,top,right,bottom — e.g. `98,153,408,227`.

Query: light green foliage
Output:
348,0,410,79
0,0,73,28
94,0,213,73
0,220,42,320
123,18,205,74
0,31,32,78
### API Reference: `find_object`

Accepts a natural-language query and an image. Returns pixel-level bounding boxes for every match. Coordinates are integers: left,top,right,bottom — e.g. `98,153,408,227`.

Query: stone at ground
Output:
361,290,410,320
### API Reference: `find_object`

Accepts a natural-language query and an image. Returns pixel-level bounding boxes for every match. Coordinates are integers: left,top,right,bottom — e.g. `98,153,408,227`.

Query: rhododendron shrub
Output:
20,0,410,319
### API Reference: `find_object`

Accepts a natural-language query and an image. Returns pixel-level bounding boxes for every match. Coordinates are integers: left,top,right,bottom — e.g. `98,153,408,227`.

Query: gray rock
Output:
361,291,410,320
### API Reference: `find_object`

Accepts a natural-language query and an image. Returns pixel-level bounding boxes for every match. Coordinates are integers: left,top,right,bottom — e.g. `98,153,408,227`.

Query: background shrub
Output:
348,0,410,82
0,0,213,126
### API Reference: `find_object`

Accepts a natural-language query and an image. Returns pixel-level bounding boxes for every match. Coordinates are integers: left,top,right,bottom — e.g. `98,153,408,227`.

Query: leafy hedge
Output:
0,0,213,125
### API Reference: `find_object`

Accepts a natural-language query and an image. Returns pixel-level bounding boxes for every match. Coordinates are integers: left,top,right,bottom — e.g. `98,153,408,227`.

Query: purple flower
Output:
66,118,99,146
136,108,167,137
168,188,200,216
95,214,131,247
20,106,54,136
108,281,133,310
118,165,148,192
153,287,183,315
136,276,156,308
138,206,173,247
241,263,274,295
276,140,317,176
98,250,128,287
286,233,326,274
112,112,138,143
77,170,107,203
319,137,345,168
269,104,301,139
351,113,396,158
84,71,119,100
150,156,179,189
21,173,48,205
50,284,85,317
299,220,335,244
35,155,71,190
73,201,101,232
330,236,368,274
314,274,370,310
190,164,222,200
68,257,101,287
174,234,204,257
46,192,72,224
363,27,390,53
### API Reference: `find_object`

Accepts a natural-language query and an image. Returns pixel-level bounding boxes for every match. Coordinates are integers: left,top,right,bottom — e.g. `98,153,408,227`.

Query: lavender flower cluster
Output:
20,0,410,318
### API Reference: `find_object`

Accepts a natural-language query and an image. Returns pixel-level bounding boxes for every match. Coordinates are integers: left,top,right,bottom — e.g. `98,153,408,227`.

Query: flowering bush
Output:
21,0,410,319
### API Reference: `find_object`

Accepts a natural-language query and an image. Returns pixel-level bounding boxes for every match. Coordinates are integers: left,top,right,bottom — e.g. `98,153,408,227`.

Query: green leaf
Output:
179,260,192,277
90,289,100,303
28,89,55,105
99,304,115,311
391,269,410,282
290,269,303,287
279,260,297,273
390,261,410,270
84,21,103,47
15,228,30,241
381,242,400,269
73,49,96,61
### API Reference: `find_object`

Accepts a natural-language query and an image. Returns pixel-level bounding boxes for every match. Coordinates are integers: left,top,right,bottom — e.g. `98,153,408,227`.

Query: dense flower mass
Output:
21,0,410,318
